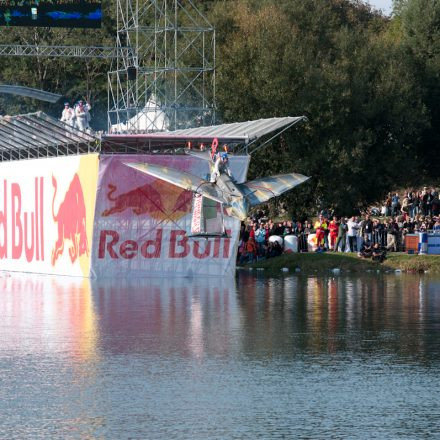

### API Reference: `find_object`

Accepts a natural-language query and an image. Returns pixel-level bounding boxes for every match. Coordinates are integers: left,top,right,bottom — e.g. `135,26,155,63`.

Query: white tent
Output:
111,95,169,133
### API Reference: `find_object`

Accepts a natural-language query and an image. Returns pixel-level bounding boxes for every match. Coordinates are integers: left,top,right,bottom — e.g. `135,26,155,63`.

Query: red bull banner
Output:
0,153,249,277
0,154,99,276
91,154,249,277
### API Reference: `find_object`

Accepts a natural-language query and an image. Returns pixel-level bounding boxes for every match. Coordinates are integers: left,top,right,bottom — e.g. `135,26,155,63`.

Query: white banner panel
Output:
0,155,99,276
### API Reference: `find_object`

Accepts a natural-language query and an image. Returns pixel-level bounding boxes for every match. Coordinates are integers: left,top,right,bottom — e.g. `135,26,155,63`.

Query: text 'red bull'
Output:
0,178,44,262
98,229,231,259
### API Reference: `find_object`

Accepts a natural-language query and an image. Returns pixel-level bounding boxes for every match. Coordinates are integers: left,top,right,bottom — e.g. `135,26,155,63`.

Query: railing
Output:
238,229,440,263
282,230,438,253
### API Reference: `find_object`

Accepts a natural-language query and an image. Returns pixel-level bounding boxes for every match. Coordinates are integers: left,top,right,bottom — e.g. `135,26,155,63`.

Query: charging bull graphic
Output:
101,181,193,222
51,173,89,266
102,183,164,217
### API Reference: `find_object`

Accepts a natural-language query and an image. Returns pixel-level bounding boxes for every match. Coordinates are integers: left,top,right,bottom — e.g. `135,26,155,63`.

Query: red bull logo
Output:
51,173,89,266
101,180,192,222
98,228,231,260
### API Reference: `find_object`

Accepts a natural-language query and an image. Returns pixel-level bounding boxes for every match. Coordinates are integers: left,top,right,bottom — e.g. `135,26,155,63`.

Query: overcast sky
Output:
367,0,393,14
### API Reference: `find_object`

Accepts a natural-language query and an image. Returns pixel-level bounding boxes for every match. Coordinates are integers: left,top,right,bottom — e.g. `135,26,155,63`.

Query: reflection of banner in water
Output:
91,277,236,357
0,274,97,360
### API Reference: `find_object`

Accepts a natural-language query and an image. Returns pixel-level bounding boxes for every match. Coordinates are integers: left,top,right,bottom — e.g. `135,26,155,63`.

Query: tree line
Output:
0,0,438,217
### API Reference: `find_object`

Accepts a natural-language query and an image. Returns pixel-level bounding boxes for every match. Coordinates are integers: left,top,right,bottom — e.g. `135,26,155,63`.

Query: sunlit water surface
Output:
1,271,439,439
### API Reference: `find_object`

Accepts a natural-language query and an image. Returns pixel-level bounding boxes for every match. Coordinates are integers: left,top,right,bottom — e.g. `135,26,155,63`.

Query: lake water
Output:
1,271,439,439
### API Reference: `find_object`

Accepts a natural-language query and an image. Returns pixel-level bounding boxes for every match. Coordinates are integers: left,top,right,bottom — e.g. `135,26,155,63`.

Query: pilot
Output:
220,145,232,178
210,148,222,183
210,144,233,183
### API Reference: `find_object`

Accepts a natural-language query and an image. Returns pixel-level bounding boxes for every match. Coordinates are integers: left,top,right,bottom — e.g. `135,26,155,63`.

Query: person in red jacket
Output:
239,237,257,264
328,216,339,251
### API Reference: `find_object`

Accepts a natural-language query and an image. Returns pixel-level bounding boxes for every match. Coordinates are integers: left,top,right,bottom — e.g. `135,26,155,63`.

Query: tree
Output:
210,0,428,216
397,0,440,181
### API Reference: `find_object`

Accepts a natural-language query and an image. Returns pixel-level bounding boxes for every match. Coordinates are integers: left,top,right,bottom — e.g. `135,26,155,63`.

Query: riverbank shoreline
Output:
240,252,440,274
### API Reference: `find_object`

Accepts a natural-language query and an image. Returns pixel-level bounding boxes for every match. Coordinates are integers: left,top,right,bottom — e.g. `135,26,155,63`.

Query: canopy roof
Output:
0,113,306,161
103,116,306,152
0,112,99,162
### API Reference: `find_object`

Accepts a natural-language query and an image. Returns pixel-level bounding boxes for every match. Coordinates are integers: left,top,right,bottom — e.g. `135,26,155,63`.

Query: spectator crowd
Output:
238,187,440,264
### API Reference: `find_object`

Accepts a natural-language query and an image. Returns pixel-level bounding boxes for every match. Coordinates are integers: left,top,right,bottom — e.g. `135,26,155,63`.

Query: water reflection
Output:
1,272,440,438
1,272,439,361
0,273,97,360
92,277,237,358
237,272,440,362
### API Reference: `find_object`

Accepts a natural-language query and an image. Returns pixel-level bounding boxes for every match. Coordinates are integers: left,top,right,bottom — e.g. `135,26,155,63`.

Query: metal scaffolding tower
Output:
107,0,216,133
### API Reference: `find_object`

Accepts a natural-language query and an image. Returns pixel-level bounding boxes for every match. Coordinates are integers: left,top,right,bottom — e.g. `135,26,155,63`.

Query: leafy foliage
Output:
210,0,430,217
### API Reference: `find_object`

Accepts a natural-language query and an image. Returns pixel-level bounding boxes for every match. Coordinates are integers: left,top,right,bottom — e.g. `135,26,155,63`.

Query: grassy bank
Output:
241,253,440,274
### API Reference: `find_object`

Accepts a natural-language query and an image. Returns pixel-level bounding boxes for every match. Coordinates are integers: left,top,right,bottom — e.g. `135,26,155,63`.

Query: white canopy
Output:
111,95,169,133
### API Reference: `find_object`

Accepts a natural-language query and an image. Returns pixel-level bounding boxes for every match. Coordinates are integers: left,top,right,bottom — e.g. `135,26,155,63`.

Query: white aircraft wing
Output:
124,162,229,205
237,173,309,207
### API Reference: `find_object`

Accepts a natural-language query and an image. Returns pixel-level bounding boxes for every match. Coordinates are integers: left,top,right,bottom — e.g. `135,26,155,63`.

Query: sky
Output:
367,0,393,15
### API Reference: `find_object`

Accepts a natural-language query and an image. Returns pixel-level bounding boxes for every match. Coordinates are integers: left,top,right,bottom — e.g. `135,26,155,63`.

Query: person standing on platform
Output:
60,102,75,127
75,100,92,132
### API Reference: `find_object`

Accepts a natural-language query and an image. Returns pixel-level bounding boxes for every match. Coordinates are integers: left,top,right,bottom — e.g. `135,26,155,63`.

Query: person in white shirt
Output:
60,102,75,127
347,216,360,252
254,223,266,258
75,100,92,131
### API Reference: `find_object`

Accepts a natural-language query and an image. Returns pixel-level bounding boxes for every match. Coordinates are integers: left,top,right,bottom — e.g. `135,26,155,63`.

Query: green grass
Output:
241,252,440,274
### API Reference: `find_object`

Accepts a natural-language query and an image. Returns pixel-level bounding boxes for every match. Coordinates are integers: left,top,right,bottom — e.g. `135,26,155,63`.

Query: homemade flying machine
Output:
124,117,309,238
